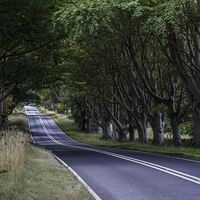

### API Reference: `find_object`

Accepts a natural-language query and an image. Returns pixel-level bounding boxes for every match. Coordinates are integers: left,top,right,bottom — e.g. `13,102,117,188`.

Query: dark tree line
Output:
46,0,199,146
0,0,65,129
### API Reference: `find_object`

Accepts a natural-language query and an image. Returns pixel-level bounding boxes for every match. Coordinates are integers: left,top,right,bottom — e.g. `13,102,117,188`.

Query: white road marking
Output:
26,111,101,200
25,107,200,189
37,115,200,185
26,114,36,144
54,155,102,200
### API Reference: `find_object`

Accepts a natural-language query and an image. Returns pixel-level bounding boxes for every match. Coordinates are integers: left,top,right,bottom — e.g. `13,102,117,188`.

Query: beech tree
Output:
143,0,200,146
52,0,197,145
0,0,64,128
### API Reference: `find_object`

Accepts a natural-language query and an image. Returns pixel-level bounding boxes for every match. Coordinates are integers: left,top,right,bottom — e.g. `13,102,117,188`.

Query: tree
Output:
0,0,64,128
145,0,200,146
52,0,197,146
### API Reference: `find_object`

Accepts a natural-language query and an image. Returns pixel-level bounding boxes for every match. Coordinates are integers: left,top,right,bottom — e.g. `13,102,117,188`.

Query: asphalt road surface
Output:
25,105,200,200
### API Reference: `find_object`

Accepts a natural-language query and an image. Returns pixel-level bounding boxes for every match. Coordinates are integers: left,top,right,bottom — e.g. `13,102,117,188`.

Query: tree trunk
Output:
107,122,112,138
112,99,118,140
102,121,112,139
86,116,92,132
102,127,109,139
168,112,182,146
149,112,165,145
0,114,7,130
136,118,148,143
118,129,128,142
192,97,200,147
81,110,87,131
129,123,136,142
138,125,148,143
92,122,101,133
0,115,3,130
90,99,112,139
128,114,135,142
112,121,118,140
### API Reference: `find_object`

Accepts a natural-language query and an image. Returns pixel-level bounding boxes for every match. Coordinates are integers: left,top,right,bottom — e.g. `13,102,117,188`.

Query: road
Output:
25,105,200,200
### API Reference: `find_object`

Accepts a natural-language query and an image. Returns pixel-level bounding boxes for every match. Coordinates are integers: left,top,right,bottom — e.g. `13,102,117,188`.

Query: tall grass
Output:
0,110,93,200
0,129,26,173
0,129,27,198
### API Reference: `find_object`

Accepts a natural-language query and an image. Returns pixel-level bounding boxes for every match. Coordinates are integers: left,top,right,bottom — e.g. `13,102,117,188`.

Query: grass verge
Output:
45,111,200,162
0,111,93,200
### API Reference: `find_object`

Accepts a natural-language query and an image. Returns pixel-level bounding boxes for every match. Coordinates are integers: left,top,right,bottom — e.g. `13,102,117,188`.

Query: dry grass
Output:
143,127,191,140
22,144,92,200
0,129,27,177
0,111,93,200
0,129,27,198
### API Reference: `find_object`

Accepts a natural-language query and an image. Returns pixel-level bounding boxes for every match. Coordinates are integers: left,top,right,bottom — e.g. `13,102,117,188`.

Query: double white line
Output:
38,115,200,186
38,116,102,200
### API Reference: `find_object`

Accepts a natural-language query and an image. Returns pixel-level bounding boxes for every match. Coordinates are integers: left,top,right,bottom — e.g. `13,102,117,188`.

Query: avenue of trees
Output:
1,0,200,147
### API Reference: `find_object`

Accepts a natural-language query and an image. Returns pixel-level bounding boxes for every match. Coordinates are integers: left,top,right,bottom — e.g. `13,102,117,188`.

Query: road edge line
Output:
39,114,200,185
54,155,101,200
26,114,36,144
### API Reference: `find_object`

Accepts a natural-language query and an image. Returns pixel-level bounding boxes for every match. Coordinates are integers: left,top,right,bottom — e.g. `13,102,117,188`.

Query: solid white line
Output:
26,115,36,144
37,115,102,200
26,108,200,186
26,106,200,164
54,155,102,200
38,115,200,185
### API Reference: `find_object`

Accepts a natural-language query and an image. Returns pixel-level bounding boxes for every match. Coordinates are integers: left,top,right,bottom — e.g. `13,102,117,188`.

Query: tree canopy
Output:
0,0,64,128
2,0,200,147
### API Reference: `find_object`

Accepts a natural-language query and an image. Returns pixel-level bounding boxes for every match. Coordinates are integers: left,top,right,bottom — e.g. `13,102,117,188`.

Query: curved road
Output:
25,105,200,200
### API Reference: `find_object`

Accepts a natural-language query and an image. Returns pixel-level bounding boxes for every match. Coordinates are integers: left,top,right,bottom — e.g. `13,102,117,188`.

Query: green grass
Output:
0,110,93,200
5,112,29,132
46,112,200,162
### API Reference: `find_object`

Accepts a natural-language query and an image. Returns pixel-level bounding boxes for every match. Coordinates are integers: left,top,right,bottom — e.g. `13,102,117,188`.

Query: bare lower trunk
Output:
0,101,3,116
152,125,164,145
169,114,181,146
192,97,200,147
102,122,112,139
86,117,92,132
112,121,118,140
134,113,148,143
128,114,135,142
137,122,148,143
107,122,112,138
92,122,101,133
0,114,7,130
50,102,56,111
112,94,118,140
118,129,128,142
129,124,136,142
185,89,200,147
0,100,3,130
0,118,3,130
149,112,165,145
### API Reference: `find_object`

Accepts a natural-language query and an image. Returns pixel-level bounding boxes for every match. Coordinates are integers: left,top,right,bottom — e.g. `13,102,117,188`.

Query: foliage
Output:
2,0,200,145
0,0,66,122
164,117,194,136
